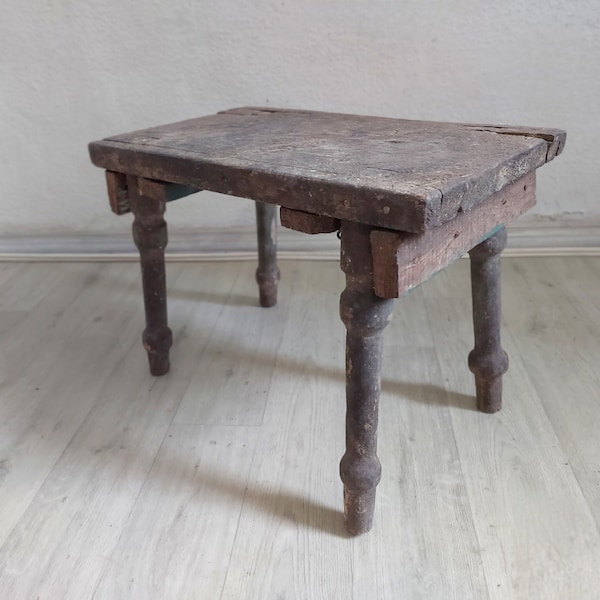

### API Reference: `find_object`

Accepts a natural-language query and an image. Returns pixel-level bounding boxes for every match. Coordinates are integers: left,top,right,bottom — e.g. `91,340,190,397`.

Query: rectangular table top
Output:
89,107,565,233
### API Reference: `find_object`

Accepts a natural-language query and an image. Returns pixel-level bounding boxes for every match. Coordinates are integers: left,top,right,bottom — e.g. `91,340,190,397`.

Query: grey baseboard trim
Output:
1,220,599,262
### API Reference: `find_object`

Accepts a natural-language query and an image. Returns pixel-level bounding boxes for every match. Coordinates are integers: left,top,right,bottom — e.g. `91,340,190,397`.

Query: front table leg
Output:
339,222,394,535
468,227,509,413
128,175,173,376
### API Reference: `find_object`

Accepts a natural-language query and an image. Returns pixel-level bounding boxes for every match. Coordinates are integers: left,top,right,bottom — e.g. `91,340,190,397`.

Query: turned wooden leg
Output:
255,201,280,307
339,221,394,535
468,227,509,413
128,176,173,376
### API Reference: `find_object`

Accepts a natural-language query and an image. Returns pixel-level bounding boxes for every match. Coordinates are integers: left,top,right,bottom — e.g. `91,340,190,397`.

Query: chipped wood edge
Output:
370,173,536,298
465,124,566,162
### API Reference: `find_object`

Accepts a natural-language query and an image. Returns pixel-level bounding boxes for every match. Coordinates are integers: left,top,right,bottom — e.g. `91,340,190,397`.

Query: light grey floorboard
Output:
173,261,290,427
0,263,142,549
93,425,260,600
0,262,66,311
426,260,600,600
0,258,599,599
502,257,600,531
0,263,249,598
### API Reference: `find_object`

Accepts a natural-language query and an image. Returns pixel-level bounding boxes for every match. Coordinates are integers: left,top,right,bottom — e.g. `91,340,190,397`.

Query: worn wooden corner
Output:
105,171,130,215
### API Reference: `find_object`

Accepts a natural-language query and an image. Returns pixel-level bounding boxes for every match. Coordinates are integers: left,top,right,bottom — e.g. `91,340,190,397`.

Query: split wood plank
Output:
89,107,564,233
467,124,565,161
371,172,535,298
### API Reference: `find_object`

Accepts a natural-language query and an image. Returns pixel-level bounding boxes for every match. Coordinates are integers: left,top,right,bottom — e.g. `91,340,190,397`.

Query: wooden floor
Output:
0,257,599,599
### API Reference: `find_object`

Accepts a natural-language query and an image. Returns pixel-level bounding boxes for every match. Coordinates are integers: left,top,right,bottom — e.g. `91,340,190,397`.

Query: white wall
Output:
1,1,597,236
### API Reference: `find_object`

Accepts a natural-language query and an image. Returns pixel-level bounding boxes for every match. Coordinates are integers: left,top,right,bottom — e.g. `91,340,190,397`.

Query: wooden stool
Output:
89,108,565,535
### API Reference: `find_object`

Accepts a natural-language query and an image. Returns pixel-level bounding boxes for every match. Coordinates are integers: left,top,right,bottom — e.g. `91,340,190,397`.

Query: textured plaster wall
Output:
1,1,598,236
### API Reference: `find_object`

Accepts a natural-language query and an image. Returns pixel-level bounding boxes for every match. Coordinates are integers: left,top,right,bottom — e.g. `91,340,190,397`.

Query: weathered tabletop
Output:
89,107,565,233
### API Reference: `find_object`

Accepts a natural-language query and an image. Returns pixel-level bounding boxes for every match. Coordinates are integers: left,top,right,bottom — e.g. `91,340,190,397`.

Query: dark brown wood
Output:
255,201,280,307
468,227,509,413
280,207,340,234
339,221,394,535
371,172,536,298
89,107,565,233
128,175,172,376
106,171,130,215
90,108,567,536
137,178,200,203
105,171,200,216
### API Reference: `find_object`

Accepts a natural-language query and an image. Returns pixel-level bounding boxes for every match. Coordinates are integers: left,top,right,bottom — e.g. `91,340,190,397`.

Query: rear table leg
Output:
255,201,280,307
128,176,172,376
468,227,509,413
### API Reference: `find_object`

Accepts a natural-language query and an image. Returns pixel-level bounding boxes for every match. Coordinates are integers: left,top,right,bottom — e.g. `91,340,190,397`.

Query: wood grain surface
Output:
89,107,565,233
371,172,535,297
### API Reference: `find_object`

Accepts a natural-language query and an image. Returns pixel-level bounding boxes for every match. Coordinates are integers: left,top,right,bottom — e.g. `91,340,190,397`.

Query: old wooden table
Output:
89,107,565,535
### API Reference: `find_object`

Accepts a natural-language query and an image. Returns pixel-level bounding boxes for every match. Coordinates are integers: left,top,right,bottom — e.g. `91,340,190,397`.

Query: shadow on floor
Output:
169,324,479,414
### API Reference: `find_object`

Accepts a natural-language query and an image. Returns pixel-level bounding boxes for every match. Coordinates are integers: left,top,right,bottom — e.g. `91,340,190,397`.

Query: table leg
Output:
128,176,172,376
255,201,280,307
339,222,394,535
468,227,509,413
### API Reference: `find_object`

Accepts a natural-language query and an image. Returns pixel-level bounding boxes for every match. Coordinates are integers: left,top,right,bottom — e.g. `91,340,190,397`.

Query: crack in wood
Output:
466,125,564,163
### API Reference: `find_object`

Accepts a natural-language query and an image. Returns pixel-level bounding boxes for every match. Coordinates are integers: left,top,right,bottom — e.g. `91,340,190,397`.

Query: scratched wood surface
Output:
89,107,565,233
1,258,599,599
371,172,535,298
